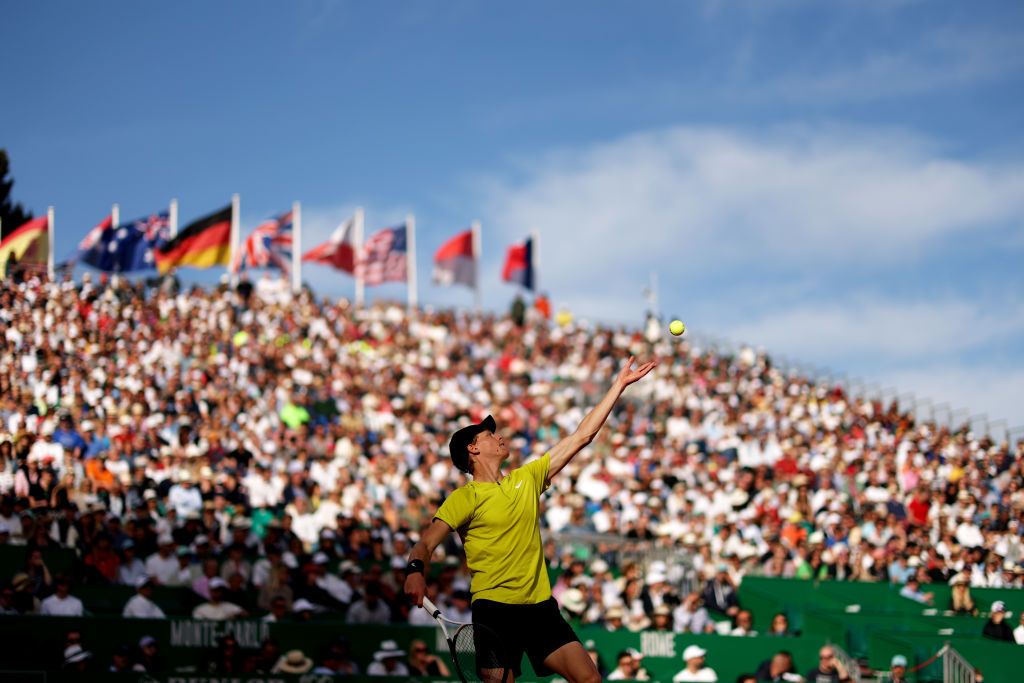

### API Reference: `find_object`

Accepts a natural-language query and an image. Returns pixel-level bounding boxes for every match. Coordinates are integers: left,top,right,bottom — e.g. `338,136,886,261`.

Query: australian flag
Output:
78,211,171,273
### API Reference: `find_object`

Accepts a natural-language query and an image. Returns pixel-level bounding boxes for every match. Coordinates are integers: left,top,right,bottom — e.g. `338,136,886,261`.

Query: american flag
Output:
231,211,293,274
358,224,408,285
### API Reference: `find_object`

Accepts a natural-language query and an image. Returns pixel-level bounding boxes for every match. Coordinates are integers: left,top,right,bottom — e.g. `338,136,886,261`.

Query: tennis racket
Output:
421,596,509,683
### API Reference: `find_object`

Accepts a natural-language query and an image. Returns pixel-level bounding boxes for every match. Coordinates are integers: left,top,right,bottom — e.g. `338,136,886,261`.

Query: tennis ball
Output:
669,320,686,336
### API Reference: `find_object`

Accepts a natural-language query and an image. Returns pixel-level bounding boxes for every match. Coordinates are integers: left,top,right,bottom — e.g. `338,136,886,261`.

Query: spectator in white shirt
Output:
144,536,180,585
366,640,409,677
123,576,166,618
899,578,934,605
956,513,984,549
730,609,758,636
1014,612,1024,645
167,473,202,518
673,645,718,682
287,497,320,548
251,545,284,589
192,578,245,620
117,541,147,586
312,553,351,604
0,499,23,545
244,464,283,509
220,544,252,584
446,590,473,623
166,547,195,587
608,649,650,680
39,575,84,617
674,592,713,634
262,596,289,623
345,582,391,624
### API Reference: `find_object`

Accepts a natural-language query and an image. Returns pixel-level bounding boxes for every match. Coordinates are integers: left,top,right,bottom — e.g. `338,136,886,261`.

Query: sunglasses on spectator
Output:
412,647,428,653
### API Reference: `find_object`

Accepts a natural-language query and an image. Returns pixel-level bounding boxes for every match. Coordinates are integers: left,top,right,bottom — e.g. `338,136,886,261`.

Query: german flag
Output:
155,205,232,274
0,216,49,278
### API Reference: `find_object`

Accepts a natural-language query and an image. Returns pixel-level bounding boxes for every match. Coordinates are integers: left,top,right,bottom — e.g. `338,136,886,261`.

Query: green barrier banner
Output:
0,616,825,683
1,675,430,683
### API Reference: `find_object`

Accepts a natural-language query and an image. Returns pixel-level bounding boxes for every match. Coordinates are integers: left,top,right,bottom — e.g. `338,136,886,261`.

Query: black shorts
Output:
472,597,580,677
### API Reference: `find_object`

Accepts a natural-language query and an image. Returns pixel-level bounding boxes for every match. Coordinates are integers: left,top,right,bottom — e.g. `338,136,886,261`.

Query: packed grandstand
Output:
1,271,1023,679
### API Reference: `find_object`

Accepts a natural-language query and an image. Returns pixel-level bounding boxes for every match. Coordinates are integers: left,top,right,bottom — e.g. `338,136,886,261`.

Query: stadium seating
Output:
1,274,1022,680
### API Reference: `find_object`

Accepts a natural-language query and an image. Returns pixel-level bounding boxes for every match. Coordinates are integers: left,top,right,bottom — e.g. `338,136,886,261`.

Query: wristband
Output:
405,559,425,577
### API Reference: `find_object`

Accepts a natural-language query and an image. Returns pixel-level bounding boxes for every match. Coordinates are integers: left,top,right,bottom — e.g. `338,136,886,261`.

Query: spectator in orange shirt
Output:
84,457,115,491
781,514,808,548
534,293,552,320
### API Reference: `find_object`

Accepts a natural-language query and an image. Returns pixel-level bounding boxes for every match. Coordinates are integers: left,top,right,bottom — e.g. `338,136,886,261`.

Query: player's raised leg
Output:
542,641,601,683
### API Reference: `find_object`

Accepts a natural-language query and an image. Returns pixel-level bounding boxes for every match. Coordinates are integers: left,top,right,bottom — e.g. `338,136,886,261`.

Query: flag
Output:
502,237,534,290
232,211,293,274
0,216,49,278
358,224,408,286
433,229,476,288
77,215,113,253
155,205,231,275
78,212,171,273
302,215,356,273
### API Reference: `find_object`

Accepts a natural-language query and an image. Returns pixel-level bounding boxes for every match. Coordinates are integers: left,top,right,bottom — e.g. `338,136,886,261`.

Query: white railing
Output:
830,643,861,683
872,643,976,683
941,644,975,683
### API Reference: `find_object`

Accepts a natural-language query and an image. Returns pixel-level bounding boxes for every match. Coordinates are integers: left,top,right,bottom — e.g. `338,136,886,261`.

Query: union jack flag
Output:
231,211,293,274
357,224,408,286
138,212,172,245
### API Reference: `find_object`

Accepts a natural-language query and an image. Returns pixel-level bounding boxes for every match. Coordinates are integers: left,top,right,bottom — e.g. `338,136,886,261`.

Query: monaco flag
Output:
502,236,534,291
302,215,356,273
433,229,476,288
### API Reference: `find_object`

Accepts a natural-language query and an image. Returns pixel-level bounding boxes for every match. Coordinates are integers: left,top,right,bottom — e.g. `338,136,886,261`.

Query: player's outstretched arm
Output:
547,355,657,481
404,518,453,607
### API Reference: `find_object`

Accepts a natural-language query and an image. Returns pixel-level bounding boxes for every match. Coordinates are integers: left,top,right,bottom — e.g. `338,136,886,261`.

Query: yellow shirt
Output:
434,453,551,605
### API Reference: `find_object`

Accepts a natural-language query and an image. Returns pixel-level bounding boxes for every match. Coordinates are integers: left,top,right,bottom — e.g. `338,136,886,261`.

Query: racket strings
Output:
453,623,506,682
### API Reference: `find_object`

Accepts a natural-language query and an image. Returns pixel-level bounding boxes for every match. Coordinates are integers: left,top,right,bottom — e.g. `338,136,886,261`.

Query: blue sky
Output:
5,0,1024,429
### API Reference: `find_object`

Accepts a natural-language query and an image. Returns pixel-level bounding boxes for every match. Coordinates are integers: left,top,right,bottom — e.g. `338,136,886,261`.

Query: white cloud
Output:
474,124,1024,427
883,366,1024,435
718,295,1024,426
724,297,1024,363
755,29,1024,102
480,125,1024,312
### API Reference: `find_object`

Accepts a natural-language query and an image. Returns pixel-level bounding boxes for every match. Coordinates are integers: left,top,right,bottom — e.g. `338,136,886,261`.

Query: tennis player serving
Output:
405,356,658,683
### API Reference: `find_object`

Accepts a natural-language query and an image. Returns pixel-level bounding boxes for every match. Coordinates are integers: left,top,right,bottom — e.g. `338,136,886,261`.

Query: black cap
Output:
449,415,497,474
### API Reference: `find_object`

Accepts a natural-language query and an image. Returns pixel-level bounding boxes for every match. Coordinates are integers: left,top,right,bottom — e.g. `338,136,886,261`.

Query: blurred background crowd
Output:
1,273,1023,674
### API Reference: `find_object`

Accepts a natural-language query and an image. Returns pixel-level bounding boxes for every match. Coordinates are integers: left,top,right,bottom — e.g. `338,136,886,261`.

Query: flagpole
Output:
650,271,659,320
472,220,482,313
47,206,55,280
291,201,302,295
406,213,418,314
112,203,120,231
354,207,365,309
530,229,540,293
169,198,178,238
230,193,240,286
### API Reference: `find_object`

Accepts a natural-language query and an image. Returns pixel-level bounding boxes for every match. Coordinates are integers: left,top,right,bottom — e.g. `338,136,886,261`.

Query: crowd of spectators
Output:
1,271,1024,673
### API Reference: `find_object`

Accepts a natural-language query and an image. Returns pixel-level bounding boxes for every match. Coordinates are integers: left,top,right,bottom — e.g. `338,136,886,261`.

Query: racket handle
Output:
422,596,441,618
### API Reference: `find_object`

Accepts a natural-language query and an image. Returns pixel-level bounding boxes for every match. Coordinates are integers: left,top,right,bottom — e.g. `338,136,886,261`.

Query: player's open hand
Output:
614,356,658,388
